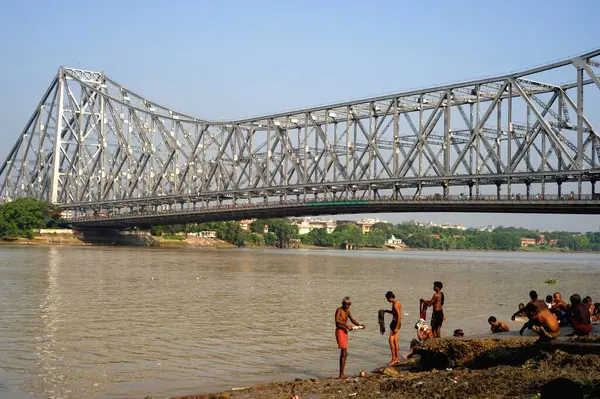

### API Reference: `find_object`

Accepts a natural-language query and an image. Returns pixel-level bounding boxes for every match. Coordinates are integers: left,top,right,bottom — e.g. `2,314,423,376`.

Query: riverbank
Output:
0,232,235,249
1,234,597,254
169,337,600,399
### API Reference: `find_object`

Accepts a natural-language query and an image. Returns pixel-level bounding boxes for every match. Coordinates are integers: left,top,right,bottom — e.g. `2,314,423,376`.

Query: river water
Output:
0,246,599,399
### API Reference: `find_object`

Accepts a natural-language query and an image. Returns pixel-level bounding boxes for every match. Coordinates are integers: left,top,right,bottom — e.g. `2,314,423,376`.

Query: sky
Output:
1,0,599,232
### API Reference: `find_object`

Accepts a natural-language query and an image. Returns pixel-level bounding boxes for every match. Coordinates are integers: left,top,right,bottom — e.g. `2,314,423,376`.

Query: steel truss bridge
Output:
2,49,600,228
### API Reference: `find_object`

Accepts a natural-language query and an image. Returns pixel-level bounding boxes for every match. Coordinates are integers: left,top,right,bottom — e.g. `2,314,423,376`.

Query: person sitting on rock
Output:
593,303,600,322
567,294,592,336
488,316,510,333
523,303,560,342
545,295,553,309
583,296,593,322
551,292,569,325
404,319,433,359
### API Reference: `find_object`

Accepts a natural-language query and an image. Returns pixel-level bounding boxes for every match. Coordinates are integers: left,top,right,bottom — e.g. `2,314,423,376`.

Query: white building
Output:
292,217,337,235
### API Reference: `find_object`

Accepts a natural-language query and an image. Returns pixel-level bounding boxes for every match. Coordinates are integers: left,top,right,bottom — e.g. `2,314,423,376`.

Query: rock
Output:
382,366,401,377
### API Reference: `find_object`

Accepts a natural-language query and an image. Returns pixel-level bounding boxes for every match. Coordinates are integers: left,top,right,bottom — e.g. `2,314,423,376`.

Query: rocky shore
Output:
166,337,600,399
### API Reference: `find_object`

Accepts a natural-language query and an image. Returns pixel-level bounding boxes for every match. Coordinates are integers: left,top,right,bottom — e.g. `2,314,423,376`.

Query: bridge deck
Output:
66,198,600,228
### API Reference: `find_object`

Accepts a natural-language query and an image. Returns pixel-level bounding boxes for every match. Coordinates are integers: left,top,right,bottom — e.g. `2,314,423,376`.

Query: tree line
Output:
0,198,598,251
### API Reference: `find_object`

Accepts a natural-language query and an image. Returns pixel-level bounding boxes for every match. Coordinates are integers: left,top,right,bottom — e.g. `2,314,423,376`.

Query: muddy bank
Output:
0,233,233,249
167,338,600,399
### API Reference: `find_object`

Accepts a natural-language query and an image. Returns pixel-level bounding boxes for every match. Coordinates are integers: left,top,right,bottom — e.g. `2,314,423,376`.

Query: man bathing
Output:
334,297,364,379
405,319,433,359
568,294,592,336
524,302,560,342
420,281,444,338
381,291,402,365
488,316,510,333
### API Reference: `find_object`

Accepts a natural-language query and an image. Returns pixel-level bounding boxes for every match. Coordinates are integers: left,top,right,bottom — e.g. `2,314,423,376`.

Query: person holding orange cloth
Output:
334,297,365,379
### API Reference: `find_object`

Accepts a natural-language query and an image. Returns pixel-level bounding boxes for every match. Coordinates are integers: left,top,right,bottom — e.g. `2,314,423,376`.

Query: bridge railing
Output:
64,194,600,222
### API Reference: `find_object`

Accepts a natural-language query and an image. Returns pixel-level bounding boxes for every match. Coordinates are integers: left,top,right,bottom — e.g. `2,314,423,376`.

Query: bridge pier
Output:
526,182,531,200
442,183,448,199
592,179,596,197
557,179,563,198
468,182,474,200
496,181,501,200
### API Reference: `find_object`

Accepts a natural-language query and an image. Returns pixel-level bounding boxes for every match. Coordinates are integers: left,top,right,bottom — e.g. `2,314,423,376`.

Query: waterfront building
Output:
238,219,256,232
356,218,382,233
520,238,537,247
292,217,337,235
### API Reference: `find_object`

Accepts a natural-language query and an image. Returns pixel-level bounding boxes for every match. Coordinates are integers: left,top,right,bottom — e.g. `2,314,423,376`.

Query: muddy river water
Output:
0,246,598,398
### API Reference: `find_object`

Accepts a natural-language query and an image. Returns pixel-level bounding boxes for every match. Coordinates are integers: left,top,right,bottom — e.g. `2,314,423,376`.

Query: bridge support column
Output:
526,182,531,200
496,182,501,200
468,182,474,200
557,180,563,198
442,183,448,200
591,179,596,197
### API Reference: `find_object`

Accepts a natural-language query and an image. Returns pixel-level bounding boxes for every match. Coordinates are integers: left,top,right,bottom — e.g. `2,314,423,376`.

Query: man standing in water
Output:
420,281,445,338
334,297,364,379
381,291,402,365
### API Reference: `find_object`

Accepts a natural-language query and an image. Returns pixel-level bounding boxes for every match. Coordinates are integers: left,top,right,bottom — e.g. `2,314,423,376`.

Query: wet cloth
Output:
431,310,444,329
335,328,348,349
571,319,593,335
419,301,428,320
378,309,386,335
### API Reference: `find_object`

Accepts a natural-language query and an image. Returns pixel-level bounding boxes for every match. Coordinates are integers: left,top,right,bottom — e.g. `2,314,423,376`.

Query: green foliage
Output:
150,226,164,236
331,224,364,247
263,232,277,246
301,228,333,247
251,218,299,247
544,279,558,284
0,198,54,239
363,229,387,247
163,234,185,241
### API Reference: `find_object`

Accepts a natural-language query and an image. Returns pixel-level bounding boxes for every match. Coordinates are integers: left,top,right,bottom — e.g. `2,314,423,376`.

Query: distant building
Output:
292,217,337,235
549,239,558,246
238,219,256,232
520,238,537,247
386,235,403,245
430,234,441,239
538,234,547,245
356,218,383,233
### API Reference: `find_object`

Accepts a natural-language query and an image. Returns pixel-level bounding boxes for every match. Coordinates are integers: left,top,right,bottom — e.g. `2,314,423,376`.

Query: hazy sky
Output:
1,0,599,232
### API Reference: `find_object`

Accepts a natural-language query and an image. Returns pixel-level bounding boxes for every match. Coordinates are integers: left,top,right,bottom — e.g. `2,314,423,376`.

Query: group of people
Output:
487,290,598,341
334,281,445,378
335,285,598,378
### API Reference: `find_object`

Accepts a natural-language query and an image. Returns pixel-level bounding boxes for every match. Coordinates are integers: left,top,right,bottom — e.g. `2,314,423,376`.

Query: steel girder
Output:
1,49,600,209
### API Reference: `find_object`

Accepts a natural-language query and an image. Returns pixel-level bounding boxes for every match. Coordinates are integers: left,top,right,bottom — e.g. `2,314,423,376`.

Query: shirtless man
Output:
405,319,433,358
334,297,364,379
523,302,560,342
420,281,444,338
381,291,402,365
488,316,510,333
551,292,569,325
568,294,592,336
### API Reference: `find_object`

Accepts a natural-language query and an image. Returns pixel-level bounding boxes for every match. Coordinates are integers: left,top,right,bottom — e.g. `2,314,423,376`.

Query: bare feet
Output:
387,359,401,366
339,374,349,379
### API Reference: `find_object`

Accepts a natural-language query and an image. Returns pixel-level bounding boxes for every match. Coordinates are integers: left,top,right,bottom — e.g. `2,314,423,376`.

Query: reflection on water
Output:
0,247,599,398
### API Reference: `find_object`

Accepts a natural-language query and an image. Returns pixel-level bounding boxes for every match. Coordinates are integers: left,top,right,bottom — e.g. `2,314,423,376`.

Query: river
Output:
0,246,598,398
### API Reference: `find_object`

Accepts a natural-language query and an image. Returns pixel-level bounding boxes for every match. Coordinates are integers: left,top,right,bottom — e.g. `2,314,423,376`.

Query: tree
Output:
301,228,333,247
0,198,52,239
364,230,386,247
